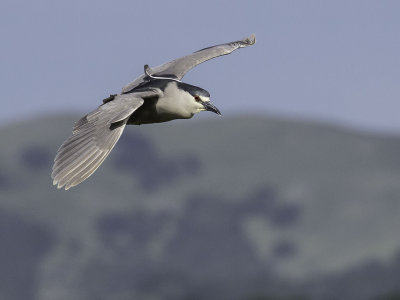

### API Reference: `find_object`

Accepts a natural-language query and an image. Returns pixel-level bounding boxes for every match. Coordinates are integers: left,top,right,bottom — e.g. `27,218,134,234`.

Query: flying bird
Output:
52,34,256,190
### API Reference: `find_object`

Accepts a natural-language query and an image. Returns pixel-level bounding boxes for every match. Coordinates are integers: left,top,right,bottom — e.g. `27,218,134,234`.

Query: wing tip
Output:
243,33,256,46
52,180,64,190
52,176,65,190
53,176,76,190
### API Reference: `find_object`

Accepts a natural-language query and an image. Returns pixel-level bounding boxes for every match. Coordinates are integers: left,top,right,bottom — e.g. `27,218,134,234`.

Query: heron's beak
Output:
202,101,222,116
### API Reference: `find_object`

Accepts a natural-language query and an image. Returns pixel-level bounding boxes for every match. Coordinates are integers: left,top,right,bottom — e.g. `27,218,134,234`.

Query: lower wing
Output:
52,90,160,190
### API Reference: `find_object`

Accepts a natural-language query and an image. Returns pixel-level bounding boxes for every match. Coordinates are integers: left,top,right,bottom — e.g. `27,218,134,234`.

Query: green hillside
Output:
1,114,400,300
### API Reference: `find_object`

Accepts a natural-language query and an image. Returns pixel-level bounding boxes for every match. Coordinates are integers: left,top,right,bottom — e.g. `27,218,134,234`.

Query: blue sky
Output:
1,1,400,133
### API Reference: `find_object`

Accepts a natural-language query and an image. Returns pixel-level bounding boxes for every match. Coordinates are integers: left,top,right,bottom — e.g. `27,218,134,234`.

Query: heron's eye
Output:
194,95,201,102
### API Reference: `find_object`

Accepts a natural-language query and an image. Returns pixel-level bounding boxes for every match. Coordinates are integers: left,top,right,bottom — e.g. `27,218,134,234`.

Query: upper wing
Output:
52,89,161,190
121,34,256,94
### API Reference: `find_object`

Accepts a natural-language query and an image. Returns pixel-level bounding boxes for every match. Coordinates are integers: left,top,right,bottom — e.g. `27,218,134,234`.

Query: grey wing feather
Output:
121,34,256,94
52,90,160,190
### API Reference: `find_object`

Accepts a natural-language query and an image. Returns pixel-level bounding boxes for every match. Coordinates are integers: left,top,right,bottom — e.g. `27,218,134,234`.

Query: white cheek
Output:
197,103,205,111
194,102,205,113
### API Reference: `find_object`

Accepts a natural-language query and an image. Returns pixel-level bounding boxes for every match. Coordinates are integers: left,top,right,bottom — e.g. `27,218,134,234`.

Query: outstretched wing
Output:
52,89,161,190
121,34,256,94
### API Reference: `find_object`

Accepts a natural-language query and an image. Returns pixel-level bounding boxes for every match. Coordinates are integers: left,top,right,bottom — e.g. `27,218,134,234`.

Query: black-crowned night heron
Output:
52,34,256,189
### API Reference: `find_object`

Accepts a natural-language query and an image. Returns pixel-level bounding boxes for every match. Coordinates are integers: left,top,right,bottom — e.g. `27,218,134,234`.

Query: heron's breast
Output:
127,98,190,125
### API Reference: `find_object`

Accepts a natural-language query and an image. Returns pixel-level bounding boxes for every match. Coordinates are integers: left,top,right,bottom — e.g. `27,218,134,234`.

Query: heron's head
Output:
177,82,221,116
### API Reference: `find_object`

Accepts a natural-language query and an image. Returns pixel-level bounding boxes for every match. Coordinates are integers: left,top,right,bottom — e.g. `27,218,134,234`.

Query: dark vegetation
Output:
1,115,400,299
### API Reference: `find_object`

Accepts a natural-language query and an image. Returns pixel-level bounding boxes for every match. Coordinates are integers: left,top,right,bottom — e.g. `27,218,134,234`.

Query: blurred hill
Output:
1,114,400,300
